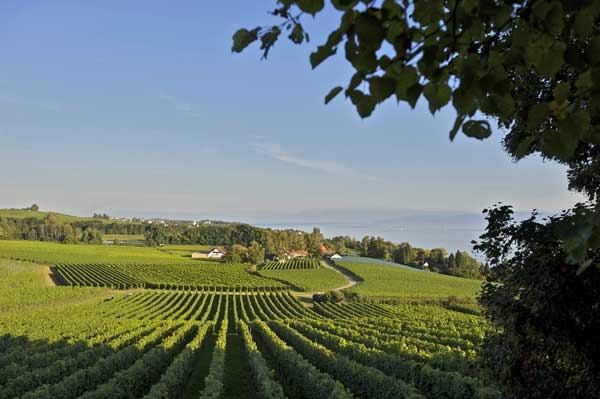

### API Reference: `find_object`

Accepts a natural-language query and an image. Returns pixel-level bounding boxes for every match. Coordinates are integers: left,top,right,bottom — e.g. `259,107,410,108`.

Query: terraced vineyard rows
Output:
0,284,500,399
100,290,318,322
261,258,321,270
53,263,285,289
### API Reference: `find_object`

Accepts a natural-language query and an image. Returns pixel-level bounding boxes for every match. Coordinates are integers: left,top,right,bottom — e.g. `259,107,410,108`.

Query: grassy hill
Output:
336,259,483,301
0,240,191,265
0,208,110,223
0,259,107,311
258,268,348,292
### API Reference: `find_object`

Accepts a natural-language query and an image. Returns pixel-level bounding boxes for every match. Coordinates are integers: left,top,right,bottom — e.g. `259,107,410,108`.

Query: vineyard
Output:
0,286,499,399
53,262,284,290
335,260,483,300
0,244,498,398
260,258,321,270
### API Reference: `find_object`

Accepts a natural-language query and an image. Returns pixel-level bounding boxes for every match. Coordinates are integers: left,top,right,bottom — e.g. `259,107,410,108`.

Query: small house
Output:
330,253,342,260
288,250,308,258
191,247,226,260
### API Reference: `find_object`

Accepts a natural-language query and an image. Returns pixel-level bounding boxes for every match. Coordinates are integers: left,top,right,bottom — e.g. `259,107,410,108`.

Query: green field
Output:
103,234,146,241
336,260,483,300
0,240,499,398
159,244,216,251
258,267,348,292
0,259,107,311
0,240,193,264
158,244,218,259
0,208,114,223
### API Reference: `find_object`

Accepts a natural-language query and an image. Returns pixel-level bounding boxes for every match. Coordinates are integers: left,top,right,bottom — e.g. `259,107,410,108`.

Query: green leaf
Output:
576,258,593,275
369,77,395,102
553,82,571,102
574,12,594,38
541,130,578,161
462,120,492,140
259,27,281,59
543,2,564,35
413,0,444,24
354,12,385,51
513,136,536,159
310,45,337,69
231,28,260,53
296,0,325,15
391,65,422,108
527,104,549,129
449,115,466,141
392,65,418,89
452,87,477,116
288,23,305,44
588,36,600,66
348,90,377,118
347,72,364,92
331,0,358,11
324,86,344,104
423,82,452,114
347,45,378,74
405,84,423,109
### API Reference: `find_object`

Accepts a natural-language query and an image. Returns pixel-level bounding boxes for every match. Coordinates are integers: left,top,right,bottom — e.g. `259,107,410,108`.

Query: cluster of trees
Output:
0,213,102,244
0,211,147,244
146,224,325,259
327,235,486,279
312,290,344,303
221,243,260,264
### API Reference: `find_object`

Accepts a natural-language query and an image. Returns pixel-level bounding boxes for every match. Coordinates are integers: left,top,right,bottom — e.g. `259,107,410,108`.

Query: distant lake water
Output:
256,221,485,255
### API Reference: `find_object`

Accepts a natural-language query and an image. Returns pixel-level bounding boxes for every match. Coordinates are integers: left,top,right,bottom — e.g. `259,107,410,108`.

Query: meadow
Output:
0,240,195,265
158,244,217,259
258,267,348,292
0,209,103,223
0,259,107,312
335,260,483,300
0,241,498,398
103,234,146,241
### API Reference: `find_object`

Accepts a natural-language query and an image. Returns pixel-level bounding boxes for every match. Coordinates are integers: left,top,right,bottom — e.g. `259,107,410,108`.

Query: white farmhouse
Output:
191,248,227,260
207,248,225,259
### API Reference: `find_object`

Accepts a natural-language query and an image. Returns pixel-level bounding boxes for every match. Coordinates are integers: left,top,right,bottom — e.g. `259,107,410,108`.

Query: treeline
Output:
145,224,324,258
325,236,488,280
0,215,103,244
0,213,146,244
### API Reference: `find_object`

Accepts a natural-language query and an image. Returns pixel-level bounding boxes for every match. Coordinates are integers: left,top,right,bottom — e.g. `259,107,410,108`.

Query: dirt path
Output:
40,265,56,287
291,260,360,300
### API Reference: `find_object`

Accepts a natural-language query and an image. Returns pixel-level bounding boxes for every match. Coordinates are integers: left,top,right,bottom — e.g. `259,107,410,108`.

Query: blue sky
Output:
0,1,585,221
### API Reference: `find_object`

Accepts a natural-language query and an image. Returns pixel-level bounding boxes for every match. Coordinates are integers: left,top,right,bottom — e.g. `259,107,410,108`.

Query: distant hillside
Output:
0,209,108,224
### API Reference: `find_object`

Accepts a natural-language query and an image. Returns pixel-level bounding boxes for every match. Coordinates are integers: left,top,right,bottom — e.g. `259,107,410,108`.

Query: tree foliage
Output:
247,240,266,264
233,0,600,270
476,205,600,398
234,1,600,397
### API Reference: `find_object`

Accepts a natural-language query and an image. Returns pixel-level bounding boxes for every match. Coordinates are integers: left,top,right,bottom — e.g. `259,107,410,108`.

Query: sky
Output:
0,1,586,224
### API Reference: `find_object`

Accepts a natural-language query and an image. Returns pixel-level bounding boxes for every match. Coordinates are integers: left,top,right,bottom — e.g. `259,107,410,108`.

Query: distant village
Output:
189,244,342,262
106,216,230,228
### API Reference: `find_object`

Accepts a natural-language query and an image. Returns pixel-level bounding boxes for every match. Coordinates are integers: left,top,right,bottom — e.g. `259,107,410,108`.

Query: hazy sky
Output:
0,1,585,220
